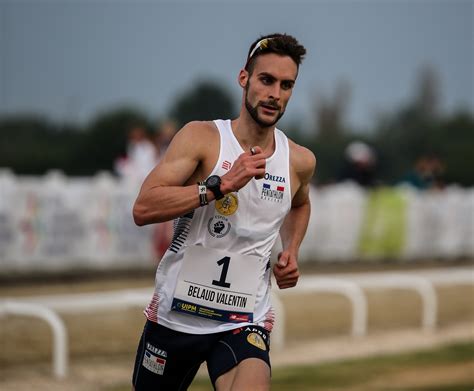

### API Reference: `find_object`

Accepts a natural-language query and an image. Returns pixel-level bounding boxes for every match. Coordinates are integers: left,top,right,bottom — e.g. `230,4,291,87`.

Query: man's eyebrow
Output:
257,72,276,79
257,72,296,83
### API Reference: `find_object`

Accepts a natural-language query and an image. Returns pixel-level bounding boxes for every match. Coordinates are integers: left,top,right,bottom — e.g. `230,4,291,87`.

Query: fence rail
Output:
1,267,473,379
0,301,68,379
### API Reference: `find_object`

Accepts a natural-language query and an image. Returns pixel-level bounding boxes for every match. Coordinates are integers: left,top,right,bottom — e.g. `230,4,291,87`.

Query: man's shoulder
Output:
170,121,220,162
174,121,219,145
180,120,218,135
288,138,316,176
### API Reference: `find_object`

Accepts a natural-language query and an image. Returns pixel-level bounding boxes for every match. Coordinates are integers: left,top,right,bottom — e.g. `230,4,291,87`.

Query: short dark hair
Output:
245,33,306,74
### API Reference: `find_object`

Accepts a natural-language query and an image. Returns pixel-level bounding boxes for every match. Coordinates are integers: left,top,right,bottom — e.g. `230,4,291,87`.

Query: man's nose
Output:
268,85,281,101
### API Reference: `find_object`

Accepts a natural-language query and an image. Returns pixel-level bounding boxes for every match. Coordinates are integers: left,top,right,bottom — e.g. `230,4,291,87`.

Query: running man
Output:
132,33,316,391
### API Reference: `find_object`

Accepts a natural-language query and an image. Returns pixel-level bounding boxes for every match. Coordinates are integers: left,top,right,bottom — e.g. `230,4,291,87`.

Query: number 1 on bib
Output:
212,256,231,288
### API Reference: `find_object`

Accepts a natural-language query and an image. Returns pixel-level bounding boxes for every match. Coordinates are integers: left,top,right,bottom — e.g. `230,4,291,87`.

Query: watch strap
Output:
197,181,208,207
209,185,224,200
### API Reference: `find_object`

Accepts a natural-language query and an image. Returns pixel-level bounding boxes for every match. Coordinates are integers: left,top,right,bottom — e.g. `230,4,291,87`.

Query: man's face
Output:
242,53,298,128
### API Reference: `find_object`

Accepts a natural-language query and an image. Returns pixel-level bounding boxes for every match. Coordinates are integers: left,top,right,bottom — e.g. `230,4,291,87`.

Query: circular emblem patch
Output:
247,332,267,351
215,193,238,216
207,216,231,238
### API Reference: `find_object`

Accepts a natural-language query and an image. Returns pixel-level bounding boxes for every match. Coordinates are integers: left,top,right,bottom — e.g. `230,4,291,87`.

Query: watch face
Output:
207,176,220,187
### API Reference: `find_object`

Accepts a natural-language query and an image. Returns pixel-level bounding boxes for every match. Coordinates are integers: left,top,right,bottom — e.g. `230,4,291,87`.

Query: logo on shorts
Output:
247,332,267,351
142,343,167,375
208,215,231,238
215,193,238,216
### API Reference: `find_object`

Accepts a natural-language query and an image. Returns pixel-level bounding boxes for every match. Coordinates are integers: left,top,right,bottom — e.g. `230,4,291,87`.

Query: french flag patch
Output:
261,183,284,202
143,350,166,375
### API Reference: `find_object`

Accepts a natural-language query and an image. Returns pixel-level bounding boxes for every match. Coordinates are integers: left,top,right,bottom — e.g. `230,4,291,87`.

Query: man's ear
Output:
238,69,249,89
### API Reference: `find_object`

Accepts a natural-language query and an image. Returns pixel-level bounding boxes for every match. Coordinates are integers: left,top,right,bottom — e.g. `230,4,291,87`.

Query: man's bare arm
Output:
274,144,316,289
133,122,214,225
133,122,267,226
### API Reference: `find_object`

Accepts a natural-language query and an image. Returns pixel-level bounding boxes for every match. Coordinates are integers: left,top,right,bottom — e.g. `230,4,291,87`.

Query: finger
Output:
276,277,299,289
250,158,266,173
278,272,300,283
276,271,300,281
250,146,263,156
253,156,266,179
274,270,299,282
278,282,298,289
276,252,290,268
273,268,299,282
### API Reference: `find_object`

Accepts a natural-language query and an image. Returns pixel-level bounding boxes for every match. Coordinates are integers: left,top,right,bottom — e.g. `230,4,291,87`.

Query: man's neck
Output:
231,111,276,157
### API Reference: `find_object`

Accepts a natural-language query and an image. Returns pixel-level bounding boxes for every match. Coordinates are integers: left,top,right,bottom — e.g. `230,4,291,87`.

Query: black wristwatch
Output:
205,175,224,200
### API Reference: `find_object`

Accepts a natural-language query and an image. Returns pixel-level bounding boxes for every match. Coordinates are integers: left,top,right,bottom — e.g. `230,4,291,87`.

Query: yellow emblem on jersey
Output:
215,193,238,216
247,333,267,351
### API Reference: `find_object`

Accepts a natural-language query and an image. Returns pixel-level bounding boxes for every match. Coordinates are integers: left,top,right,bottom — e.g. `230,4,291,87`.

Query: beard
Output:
245,83,285,127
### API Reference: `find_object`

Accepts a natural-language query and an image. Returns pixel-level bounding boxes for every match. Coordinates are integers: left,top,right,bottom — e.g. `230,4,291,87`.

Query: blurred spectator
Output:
114,121,178,261
339,141,377,187
155,120,178,162
401,154,445,190
115,124,157,182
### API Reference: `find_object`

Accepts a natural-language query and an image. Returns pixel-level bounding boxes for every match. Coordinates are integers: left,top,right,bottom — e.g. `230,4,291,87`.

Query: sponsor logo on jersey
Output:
222,160,232,170
207,215,231,238
215,193,238,216
247,332,267,351
261,183,284,203
264,173,286,183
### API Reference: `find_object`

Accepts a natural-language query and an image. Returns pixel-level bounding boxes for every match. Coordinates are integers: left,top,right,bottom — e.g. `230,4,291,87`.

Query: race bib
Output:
171,245,265,323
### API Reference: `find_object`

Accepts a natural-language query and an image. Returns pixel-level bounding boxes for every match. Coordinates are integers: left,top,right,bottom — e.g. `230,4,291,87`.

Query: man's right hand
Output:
221,146,266,194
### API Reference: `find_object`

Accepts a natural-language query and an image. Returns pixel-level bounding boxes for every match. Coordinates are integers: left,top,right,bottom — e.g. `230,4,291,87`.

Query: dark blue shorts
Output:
132,320,271,391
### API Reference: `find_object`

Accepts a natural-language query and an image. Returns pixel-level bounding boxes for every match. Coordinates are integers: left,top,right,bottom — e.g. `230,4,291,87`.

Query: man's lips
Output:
260,103,280,112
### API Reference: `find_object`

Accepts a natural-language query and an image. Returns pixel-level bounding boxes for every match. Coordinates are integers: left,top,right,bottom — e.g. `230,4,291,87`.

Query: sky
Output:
0,0,472,131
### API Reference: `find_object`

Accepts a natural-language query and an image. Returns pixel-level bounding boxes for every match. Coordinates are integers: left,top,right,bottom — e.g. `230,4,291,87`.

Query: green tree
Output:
169,80,237,128
0,115,81,175
306,79,354,184
74,107,150,175
371,65,474,186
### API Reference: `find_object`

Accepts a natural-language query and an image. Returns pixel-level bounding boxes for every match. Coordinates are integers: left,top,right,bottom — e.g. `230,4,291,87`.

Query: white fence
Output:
0,301,68,378
0,170,154,273
2,267,473,379
1,170,473,275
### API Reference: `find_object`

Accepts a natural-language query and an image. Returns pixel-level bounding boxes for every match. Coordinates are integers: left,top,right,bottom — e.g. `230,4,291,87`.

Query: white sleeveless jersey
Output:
145,119,292,334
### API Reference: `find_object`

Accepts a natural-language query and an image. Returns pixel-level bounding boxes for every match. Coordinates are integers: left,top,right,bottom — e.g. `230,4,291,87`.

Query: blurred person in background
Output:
155,119,178,161
131,33,315,391
401,153,445,190
339,141,377,187
115,124,157,182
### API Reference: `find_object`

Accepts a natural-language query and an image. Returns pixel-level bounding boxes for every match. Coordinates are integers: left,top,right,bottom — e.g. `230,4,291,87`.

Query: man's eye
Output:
261,77,272,85
282,82,294,90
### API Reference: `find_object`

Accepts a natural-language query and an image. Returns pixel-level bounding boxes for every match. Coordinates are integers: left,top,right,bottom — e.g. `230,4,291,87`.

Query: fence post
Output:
278,278,368,337
0,301,68,379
